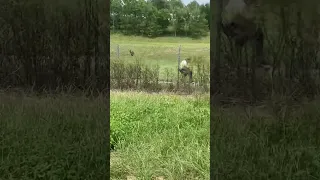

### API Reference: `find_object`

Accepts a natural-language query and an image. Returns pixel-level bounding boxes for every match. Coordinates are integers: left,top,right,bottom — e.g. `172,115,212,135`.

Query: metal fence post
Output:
117,44,120,59
177,45,181,88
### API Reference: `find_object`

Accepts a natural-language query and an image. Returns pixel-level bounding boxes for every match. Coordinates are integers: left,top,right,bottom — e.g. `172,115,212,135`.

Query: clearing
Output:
110,34,210,80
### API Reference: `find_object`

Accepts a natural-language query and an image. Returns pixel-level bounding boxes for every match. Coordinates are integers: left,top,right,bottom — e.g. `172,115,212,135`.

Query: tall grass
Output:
110,91,210,179
212,98,320,179
110,56,209,93
0,92,107,179
216,4,320,102
0,0,108,91
111,91,320,179
2,89,320,179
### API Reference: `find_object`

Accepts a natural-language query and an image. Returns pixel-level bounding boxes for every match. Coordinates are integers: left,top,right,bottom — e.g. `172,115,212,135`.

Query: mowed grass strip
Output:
110,91,210,180
110,33,210,45
0,93,107,179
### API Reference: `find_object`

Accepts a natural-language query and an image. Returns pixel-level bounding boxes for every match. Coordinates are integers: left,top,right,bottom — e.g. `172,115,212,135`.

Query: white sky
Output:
182,0,209,5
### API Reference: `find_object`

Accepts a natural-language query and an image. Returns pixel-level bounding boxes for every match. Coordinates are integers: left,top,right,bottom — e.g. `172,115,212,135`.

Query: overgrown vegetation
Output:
0,0,109,178
110,91,210,179
213,0,320,103
110,56,209,93
0,91,107,179
210,1,320,179
0,0,108,91
111,91,320,179
212,97,320,179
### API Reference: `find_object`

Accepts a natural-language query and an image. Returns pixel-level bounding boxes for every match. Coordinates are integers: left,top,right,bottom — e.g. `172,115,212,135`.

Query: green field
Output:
2,90,320,179
110,34,210,80
110,91,210,179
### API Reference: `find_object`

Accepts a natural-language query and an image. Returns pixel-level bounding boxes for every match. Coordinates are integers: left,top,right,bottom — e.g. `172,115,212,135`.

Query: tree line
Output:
111,0,210,38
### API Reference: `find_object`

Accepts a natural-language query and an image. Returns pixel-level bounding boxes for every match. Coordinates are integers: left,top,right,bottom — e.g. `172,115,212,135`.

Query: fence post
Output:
117,44,120,59
177,45,181,88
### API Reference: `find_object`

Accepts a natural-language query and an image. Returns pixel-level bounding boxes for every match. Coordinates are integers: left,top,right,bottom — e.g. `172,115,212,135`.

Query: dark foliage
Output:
0,0,108,92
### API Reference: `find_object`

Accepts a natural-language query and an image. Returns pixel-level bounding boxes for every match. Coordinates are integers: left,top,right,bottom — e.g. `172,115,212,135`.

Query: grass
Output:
0,92,107,179
110,33,210,80
2,87,320,179
110,91,210,180
110,90,320,179
212,100,320,179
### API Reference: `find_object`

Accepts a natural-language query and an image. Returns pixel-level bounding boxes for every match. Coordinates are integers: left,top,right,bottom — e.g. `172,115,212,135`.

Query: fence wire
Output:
110,43,210,92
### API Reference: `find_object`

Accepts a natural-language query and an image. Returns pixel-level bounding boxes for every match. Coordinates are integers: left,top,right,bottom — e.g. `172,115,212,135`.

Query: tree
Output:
142,2,162,37
186,1,208,38
110,0,122,31
149,0,169,9
200,3,210,29
110,0,210,38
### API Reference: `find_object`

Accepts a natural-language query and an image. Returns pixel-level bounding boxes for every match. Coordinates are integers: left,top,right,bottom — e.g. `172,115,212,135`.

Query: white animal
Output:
180,59,188,69
179,59,193,81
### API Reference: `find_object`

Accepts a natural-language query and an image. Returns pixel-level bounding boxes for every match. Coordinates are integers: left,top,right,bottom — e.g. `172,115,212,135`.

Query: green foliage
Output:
211,0,320,101
111,0,210,38
212,101,320,179
110,91,209,179
0,92,107,179
0,0,108,90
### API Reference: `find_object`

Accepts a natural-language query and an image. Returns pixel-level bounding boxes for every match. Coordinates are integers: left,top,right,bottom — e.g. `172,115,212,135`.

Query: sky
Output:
181,0,209,5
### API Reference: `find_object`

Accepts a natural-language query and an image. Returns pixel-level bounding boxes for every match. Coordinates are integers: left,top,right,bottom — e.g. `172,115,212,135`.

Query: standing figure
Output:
179,58,193,82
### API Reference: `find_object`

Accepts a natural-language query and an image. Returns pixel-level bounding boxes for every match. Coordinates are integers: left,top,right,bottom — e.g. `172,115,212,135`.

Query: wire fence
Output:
110,43,209,59
110,43,210,92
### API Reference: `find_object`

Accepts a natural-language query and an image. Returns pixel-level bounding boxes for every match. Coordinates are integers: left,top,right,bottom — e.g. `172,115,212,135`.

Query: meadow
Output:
2,89,320,179
110,34,210,81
